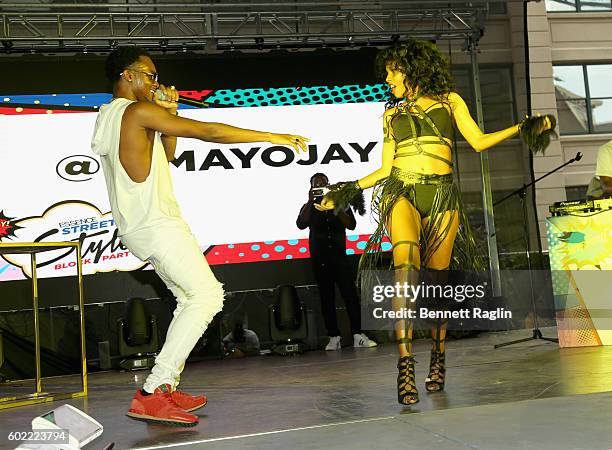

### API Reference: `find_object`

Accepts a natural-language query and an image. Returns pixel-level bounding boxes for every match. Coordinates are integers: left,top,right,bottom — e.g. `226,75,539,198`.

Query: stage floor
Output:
1,328,612,449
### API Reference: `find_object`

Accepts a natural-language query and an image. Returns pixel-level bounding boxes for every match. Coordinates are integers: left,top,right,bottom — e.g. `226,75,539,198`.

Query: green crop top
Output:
385,100,454,168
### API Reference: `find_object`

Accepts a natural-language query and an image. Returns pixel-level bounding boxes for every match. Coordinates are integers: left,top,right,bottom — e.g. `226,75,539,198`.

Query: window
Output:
453,66,516,134
553,64,612,135
546,0,612,12
488,2,507,15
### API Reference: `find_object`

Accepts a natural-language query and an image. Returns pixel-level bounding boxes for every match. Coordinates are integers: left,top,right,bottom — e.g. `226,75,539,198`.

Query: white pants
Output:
121,223,225,392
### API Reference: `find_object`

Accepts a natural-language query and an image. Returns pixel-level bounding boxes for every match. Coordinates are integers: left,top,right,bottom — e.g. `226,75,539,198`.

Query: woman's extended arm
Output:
317,110,395,212
356,141,395,189
450,92,520,153
357,110,396,189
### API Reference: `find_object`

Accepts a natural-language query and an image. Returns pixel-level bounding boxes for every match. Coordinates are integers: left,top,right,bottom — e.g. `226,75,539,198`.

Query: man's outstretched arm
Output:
128,101,309,153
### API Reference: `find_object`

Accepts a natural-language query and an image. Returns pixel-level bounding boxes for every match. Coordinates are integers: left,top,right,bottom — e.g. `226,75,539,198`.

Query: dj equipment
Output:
549,198,612,216
546,198,612,348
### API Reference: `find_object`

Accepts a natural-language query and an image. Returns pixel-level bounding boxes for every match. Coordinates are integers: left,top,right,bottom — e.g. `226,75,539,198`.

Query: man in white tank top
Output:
91,47,308,427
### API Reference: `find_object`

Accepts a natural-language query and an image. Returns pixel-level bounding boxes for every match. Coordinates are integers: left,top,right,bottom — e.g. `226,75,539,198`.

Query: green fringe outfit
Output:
359,98,485,273
359,168,484,272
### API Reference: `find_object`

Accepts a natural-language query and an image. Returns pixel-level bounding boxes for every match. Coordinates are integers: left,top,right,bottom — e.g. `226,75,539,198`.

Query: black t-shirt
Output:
296,203,355,259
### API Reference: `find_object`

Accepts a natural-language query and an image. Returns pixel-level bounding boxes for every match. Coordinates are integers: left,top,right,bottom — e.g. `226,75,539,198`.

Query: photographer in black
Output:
296,173,377,350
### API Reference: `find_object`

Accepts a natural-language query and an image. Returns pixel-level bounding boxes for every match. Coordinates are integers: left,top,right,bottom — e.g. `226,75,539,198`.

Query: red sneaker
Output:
127,384,198,427
171,389,208,412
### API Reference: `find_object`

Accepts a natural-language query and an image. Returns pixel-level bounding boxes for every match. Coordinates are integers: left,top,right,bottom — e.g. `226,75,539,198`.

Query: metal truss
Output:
0,1,496,54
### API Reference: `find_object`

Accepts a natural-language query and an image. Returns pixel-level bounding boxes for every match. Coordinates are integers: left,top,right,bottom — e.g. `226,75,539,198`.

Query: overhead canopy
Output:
0,0,506,54
0,0,514,296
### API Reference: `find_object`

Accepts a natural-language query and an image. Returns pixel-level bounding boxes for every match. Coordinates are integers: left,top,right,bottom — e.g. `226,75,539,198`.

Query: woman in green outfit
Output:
320,40,553,405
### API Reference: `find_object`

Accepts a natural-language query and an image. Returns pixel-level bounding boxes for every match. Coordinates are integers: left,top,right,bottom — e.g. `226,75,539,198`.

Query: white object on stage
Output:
24,404,103,449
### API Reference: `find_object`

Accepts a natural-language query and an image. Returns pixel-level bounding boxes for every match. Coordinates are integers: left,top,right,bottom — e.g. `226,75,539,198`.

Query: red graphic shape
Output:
203,234,380,265
0,107,85,115
0,211,22,240
179,90,214,101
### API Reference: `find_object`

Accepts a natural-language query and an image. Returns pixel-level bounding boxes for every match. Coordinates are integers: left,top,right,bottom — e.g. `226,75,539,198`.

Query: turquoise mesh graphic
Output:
205,84,387,107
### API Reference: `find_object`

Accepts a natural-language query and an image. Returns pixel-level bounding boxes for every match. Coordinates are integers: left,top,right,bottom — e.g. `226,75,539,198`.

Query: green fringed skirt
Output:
359,167,485,272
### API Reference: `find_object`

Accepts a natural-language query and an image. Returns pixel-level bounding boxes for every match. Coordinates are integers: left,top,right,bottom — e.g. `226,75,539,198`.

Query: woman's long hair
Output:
375,40,454,106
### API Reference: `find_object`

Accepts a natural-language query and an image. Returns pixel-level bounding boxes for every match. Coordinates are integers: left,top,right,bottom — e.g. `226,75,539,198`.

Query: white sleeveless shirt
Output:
91,98,184,236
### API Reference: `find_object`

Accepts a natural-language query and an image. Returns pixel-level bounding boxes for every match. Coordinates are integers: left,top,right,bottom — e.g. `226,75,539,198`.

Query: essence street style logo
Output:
56,155,100,182
361,270,513,331
2,201,146,279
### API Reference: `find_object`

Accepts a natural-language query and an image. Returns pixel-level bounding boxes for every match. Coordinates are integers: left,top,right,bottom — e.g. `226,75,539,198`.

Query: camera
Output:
311,186,330,200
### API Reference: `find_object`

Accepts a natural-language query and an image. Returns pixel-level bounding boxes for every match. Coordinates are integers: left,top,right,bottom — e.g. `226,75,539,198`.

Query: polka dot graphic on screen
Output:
381,242,393,251
205,84,386,107
205,234,391,265
0,91,210,115
1,85,384,115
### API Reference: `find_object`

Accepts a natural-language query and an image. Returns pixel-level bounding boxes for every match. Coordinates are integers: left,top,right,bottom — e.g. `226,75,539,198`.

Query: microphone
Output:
575,152,583,161
155,89,216,108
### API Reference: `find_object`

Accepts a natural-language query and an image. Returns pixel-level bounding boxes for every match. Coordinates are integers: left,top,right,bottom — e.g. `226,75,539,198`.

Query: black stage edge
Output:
1,48,379,95
0,255,362,309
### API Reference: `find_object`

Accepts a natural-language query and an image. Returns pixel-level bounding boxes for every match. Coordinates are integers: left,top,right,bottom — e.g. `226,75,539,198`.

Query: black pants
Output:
312,256,362,336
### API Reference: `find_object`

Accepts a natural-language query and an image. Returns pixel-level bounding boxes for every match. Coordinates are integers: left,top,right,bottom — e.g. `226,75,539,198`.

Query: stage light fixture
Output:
269,285,308,355
117,297,160,371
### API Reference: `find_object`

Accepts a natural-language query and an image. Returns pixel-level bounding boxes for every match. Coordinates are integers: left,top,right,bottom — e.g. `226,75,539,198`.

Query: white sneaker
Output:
325,336,342,351
353,333,378,348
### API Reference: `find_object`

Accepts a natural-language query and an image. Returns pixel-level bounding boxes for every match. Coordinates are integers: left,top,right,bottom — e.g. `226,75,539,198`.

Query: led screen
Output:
0,85,389,281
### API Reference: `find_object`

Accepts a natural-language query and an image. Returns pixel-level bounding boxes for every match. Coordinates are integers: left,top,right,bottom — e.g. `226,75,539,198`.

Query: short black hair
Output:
105,46,151,82
310,173,328,183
